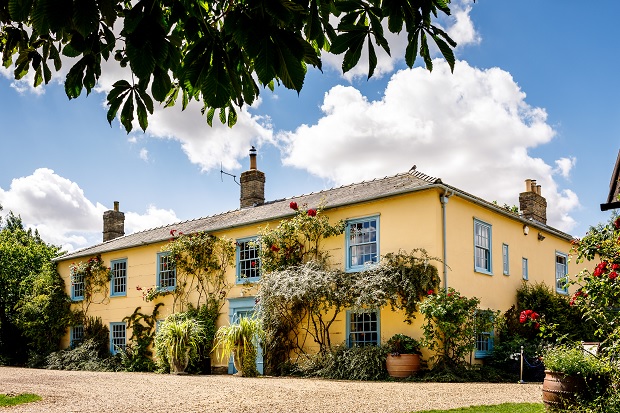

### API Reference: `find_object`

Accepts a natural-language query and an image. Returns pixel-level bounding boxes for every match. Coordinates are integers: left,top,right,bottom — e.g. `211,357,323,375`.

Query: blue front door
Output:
227,297,264,374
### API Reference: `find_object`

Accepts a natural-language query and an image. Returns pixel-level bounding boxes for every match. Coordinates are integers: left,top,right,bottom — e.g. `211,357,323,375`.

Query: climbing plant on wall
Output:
69,255,111,316
162,231,235,313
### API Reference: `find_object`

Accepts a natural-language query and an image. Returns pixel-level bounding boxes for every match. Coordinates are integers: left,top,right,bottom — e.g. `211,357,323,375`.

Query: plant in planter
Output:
542,343,612,411
214,316,264,377
385,333,422,378
154,314,204,374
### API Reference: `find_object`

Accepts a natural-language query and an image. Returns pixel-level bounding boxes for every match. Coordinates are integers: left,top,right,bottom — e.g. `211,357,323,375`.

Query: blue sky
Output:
1,0,618,252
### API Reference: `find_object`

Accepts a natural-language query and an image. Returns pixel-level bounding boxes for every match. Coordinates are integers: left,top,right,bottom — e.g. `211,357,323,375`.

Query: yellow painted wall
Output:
57,187,583,369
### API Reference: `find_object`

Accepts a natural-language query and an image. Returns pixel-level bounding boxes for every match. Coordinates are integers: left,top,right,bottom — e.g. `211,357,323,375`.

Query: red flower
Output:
136,286,142,291
612,264,620,270
251,261,256,267
530,312,539,320
170,229,176,236
525,309,533,316
289,202,298,210
427,290,434,295
534,322,540,330
610,271,618,280
447,293,453,297
307,209,317,217
270,245,280,252
614,217,620,229
519,311,527,323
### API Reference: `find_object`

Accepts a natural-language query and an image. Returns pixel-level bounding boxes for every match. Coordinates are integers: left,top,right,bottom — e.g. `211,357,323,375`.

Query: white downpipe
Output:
440,190,453,292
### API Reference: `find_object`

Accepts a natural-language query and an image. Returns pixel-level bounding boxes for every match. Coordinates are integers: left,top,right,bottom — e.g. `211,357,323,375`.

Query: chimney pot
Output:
249,146,257,170
525,179,532,192
114,201,119,212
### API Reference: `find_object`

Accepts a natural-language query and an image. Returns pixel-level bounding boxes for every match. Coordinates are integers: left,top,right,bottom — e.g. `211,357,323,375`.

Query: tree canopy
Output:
0,0,458,133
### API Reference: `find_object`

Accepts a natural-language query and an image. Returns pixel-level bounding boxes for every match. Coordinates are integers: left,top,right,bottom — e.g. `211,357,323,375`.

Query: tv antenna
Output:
220,163,240,186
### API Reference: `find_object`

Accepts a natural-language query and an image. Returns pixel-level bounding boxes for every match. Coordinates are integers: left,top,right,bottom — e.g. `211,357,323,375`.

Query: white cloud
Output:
139,148,149,161
0,169,179,251
321,0,481,81
140,100,274,172
554,157,576,179
278,60,579,232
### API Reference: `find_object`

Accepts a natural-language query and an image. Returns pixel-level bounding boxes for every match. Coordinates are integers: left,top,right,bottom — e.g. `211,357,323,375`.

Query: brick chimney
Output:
103,201,125,242
519,179,547,224
240,147,265,208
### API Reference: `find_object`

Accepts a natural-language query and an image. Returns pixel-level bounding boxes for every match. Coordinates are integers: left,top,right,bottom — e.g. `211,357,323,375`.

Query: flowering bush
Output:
519,309,540,330
257,204,345,273
69,255,111,313
419,288,498,370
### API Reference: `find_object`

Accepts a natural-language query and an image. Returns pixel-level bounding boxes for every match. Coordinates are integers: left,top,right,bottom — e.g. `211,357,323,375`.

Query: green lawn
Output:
0,393,42,407
413,402,545,413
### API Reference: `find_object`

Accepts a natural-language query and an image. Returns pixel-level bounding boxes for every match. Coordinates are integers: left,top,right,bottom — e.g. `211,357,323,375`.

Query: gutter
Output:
440,189,454,292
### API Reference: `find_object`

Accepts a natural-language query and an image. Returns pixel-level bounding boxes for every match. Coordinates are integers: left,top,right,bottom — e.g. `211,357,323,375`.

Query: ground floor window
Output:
474,311,495,358
70,325,84,348
110,322,126,355
347,311,379,347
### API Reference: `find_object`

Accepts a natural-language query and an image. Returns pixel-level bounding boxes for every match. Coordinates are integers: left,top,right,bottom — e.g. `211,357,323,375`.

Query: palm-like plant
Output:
154,314,204,374
214,316,264,377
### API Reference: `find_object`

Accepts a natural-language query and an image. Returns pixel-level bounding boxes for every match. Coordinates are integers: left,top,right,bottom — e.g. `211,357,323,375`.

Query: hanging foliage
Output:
69,255,111,315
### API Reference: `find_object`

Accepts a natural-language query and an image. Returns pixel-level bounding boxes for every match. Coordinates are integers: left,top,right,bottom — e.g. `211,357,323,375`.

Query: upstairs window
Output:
474,219,492,274
522,258,529,280
110,259,127,297
346,216,379,271
556,252,568,294
71,272,84,301
157,252,176,291
237,238,260,283
502,244,509,275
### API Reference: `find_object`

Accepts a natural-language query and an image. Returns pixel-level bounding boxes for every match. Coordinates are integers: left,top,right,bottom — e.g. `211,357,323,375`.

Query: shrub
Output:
214,316,264,377
45,338,122,371
385,334,422,355
154,313,204,373
302,344,388,381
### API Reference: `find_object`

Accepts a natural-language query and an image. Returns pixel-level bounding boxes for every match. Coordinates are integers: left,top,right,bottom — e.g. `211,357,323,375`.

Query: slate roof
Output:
57,168,573,261
57,170,440,261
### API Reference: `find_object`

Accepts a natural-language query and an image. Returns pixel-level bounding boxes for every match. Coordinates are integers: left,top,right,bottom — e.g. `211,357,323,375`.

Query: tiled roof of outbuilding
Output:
57,170,440,261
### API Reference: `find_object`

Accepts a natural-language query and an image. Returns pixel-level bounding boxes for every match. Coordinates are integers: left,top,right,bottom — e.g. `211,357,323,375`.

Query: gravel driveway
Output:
0,367,542,412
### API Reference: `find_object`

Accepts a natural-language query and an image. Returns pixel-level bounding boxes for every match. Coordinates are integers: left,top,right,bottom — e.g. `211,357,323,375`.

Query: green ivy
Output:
120,303,163,372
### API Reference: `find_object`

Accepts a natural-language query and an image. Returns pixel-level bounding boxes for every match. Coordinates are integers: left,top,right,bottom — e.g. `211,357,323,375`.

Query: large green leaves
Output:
0,0,460,133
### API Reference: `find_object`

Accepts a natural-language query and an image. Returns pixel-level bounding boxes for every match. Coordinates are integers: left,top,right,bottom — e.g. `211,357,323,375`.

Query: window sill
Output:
236,277,260,285
474,268,493,276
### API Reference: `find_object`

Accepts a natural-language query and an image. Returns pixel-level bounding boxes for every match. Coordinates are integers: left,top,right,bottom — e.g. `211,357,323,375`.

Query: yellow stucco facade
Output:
56,173,585,371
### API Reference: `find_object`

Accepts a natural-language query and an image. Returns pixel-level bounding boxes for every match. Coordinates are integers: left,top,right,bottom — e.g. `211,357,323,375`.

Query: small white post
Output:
519,345,525,384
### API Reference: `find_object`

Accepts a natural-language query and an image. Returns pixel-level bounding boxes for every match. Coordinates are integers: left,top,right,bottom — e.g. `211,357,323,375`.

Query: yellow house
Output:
56,149,581,373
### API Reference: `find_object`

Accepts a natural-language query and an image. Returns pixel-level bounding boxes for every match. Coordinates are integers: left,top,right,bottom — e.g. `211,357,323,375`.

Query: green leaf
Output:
367,39,376,79
164,86,179,108
42,62,52,83
218,107,226,124
432,34,455,73
8,0,34,21
98,0,117,26
274,37,306,92
64,61,85,99
152,69,172,102
73,0,99,37
106,89,129,125
227,105,237,128
136,87,154,114
135,94,148,131
341,31,366,73
203,49,231,108
206,107,215,127
420,31,432,71
120,93,135,133
33,67,43,87
255,40,277,85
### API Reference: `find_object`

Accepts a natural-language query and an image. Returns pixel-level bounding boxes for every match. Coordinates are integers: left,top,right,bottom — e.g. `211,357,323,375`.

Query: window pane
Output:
349,311,378,347
112,260,127,295
158,254,176,288
238,239,260,281
348,218,378,269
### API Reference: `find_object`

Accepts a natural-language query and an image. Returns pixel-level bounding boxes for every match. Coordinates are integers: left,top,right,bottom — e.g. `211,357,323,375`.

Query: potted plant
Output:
214,316,264,377
154,314,204,374
542,343,611,411
385,333,422,378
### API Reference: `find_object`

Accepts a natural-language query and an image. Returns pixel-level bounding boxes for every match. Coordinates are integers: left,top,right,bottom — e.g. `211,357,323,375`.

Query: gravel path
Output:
0,367,542,412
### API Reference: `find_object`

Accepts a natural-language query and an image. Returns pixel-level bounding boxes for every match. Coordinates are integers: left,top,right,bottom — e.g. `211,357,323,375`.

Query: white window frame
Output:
474,219,492,274
110,322,126,355
555,252,568,294
157,252,176,291
110,258,127,297
346,216,380,272
502,244,509,275
236,237,260,283
522,257,529,280
346,310,380,347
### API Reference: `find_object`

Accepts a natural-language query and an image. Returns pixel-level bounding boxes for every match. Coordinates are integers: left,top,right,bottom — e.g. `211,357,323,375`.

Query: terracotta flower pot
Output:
542,370,585,411
386,354,421,378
